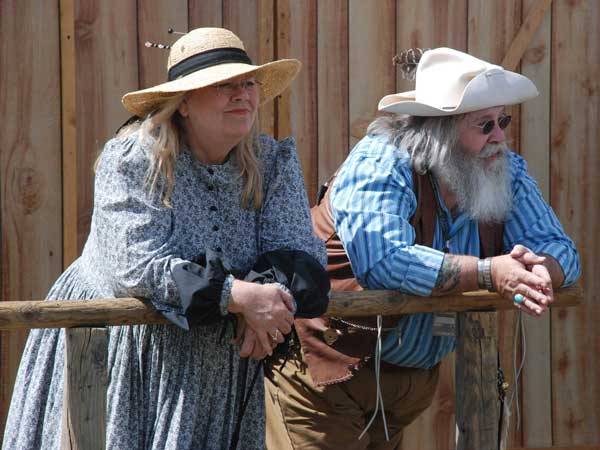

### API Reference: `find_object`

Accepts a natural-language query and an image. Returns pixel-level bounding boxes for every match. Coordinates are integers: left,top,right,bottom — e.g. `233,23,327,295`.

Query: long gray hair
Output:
366,113,464,173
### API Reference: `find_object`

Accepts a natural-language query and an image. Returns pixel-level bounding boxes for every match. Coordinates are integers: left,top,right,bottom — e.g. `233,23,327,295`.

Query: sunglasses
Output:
473,115,512,135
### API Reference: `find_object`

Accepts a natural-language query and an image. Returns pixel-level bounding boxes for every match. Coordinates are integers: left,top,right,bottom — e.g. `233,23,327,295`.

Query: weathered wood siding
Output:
0,0,63,438
1,1,598,448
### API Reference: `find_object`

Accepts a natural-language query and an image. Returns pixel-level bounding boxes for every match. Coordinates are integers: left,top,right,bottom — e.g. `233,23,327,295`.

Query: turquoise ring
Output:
514,293,524,304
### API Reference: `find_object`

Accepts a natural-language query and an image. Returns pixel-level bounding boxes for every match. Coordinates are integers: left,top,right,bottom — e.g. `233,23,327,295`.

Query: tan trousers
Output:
265,353,440,450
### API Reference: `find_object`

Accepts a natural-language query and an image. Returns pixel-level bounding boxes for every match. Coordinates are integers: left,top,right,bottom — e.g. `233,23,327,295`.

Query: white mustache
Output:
479,143,508,159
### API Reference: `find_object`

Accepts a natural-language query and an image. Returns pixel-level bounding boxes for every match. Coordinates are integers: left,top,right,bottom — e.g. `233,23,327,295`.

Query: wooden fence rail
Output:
1,285,583,450
0,285,582,330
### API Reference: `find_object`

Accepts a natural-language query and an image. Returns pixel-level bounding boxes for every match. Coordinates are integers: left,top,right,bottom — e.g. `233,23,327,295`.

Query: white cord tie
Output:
359,315,390,442
500,311,526,450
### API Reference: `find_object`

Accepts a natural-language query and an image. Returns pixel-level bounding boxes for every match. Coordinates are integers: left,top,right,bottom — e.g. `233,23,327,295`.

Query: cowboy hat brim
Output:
122,58,301,117
378,68,539,116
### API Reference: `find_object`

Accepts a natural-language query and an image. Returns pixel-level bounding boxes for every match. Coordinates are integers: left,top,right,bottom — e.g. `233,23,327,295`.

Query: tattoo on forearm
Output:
434,255,461,293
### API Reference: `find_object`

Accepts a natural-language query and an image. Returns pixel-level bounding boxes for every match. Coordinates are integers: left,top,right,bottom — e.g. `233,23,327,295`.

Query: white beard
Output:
432,143,513,223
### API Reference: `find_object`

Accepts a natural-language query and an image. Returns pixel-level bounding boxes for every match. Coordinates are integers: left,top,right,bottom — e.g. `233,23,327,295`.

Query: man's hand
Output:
510,244,546,267
491,252,553,316
510,244,556,303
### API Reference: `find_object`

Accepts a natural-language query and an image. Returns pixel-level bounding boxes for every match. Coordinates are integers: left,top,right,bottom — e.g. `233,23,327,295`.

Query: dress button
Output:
210,205,218,212
207,168,214,175
212,225,219,231
207,185,214,191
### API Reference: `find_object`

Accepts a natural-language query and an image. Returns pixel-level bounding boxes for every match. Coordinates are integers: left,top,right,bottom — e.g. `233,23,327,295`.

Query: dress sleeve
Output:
330,137,445,296
243,249,330,318
91,135,229,328
254,136,330,316
258,136,327,267
503,153,582,286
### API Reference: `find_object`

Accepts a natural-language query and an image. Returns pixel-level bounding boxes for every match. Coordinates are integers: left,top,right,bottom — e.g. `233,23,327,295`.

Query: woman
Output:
3,27,328,450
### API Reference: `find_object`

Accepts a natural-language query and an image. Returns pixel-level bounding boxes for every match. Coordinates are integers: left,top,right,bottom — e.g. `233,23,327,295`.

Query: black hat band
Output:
168,47,253,81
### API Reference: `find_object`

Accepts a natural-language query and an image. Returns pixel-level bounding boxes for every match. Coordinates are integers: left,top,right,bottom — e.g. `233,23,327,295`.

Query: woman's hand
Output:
228,280,293,355
231,317,273,360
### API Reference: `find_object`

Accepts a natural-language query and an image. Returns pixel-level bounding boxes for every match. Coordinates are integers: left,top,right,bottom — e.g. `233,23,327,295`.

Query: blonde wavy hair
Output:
117,94,263,209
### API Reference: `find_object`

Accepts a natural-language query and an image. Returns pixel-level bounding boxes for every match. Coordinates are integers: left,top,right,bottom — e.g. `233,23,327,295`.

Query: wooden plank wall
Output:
550,1,599,445
469,1,525,445
1,1,598,448
395,3,468,448
520,0,553,445
0,0,63,438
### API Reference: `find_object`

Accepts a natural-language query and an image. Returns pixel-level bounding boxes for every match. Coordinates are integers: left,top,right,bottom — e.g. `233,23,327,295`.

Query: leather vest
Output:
295,170,504,386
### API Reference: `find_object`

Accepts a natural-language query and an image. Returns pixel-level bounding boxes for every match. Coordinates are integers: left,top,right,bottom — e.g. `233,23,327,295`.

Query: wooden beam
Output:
189,0,223,28
0,284,582,331
317,0,349,186
455,312,499,450
509,447,600,450
551,0,600,444
61,328,108,450
137,0,188,91
1,0,63,441
60,0,77,268
519,0,553,445
348,0,395,148
278,0,319,202
501,0,552,71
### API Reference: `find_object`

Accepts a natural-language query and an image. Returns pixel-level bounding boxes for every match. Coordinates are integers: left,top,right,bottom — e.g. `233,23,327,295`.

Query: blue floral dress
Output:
2,132,325,450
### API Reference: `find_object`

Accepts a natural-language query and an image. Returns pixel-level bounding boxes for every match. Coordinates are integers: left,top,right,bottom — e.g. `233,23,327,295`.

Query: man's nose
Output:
488,122,506,143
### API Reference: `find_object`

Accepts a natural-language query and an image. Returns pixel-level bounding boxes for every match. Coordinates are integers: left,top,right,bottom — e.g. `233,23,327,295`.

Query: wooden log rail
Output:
0,284,583,450
0,284,582,330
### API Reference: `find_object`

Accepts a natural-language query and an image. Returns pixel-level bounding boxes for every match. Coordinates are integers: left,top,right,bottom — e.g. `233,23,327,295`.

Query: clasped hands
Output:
227,280,296,360
491,244,554,316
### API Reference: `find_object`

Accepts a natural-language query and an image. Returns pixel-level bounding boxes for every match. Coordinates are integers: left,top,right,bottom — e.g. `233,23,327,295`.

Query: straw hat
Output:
122,27,301,117
379,47,538,116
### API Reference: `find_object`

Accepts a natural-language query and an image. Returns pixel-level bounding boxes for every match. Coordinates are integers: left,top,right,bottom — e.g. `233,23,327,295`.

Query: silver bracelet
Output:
219,274,235,316
272,282,297,315
482,257,495,292
477,259,485,289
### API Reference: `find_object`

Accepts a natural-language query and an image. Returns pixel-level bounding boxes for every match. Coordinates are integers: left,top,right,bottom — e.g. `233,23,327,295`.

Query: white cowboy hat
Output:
122,27,301,117
378,47,538,116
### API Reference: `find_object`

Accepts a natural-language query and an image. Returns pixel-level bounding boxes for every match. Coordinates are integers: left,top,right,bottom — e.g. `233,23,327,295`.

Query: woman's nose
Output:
230,84,250,101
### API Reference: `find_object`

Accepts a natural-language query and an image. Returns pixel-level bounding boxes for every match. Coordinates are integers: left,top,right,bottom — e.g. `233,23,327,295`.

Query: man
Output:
265,47,581,449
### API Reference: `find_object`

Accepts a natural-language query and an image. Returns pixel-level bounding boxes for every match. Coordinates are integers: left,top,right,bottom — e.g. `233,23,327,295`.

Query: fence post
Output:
61,327,108,450
455,312,500,450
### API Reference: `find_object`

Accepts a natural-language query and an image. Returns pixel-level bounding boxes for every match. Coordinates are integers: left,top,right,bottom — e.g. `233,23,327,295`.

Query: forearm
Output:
540,254,565,288
431,254,479,296
364,244,445,295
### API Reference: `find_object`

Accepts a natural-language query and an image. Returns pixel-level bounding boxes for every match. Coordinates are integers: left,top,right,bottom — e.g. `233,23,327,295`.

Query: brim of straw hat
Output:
122,58,301,117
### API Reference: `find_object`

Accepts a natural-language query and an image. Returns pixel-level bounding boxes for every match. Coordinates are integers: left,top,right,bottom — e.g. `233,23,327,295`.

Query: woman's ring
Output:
514,293,524,304
270,329,279,341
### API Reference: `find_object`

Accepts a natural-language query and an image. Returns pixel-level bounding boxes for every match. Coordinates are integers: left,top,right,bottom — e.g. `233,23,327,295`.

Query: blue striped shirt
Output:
330,134,582,368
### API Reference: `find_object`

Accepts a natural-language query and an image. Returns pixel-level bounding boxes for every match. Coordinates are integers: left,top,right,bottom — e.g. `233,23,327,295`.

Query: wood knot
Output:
471,324,485,339
524,45,547,65
581,77,597,97
558,352,569,375
13,167,44,215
